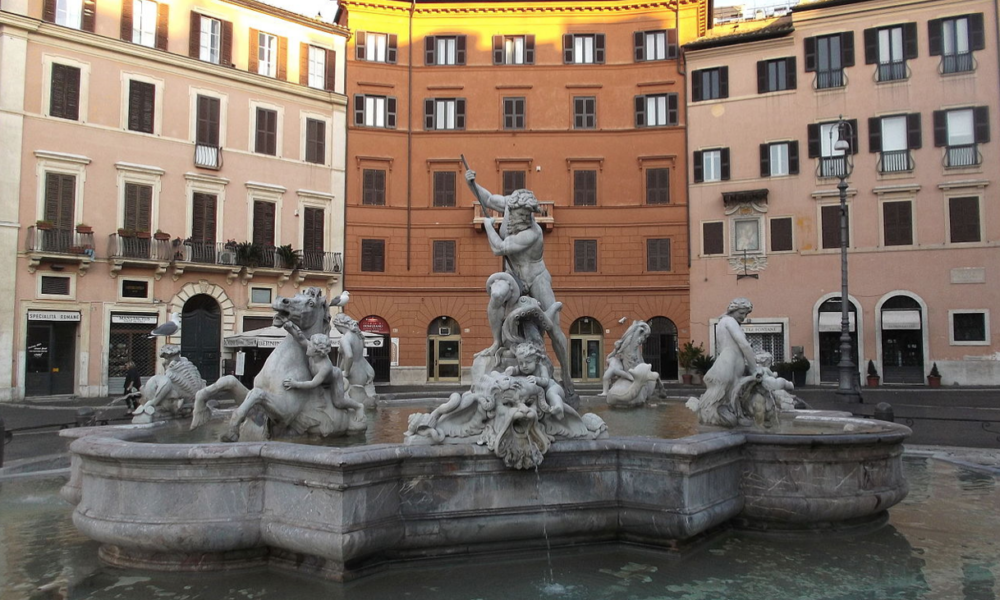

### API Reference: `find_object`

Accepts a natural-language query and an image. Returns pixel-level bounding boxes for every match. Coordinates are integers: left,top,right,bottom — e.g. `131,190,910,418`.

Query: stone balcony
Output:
25,226,95,275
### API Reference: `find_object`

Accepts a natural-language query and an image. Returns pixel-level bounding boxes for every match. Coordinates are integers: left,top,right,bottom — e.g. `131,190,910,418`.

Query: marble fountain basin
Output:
59,409,910,581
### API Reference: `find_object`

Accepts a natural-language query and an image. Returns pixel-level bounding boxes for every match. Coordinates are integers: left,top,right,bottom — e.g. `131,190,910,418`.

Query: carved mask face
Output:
487,381,550,470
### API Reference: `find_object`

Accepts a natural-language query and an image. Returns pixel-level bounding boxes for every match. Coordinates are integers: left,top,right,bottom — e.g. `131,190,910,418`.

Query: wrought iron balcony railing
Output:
194,144,223,170
815,69,846,90
876,61,907,82
26,227,95,256
108,233,173,261
945,144,981,168
878,150,913,173
818,156,849,178
941,52,974,74
300,250,343,273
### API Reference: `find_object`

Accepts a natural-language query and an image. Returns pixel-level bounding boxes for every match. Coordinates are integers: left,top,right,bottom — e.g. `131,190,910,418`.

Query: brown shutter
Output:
45,173,75,230
196,95,220,146
455,98,465,130
300,42,310,85
433,240,455,273
189,11,201,58
770,217,793,252
456,36,466,65
424,36,435,65
276,35,288,80
120,0,133,41
248,28,259,74
525,35,535,64
355,31,366,60
221,20,233,66
821,204,844,249
702,222,723,255
594,34,605,63
325,49,336,91
192,193,217,243
305,119,325,164
386,96,397,128
646,238,670,271
883,201,912,246
949,197,980,243
493,35,503,64
387,34,397,63
563,34,573,63
125,183,153,232
574,240,597,272
303,207,324,253
361,239,384,272
155,1,169,51
43,0,57,23
252,201,275,246
81,0,96,32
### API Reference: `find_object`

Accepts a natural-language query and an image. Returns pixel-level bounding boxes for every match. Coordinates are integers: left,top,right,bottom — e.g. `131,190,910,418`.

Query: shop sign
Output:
741,323,783,334
359,316,390,334
111,313,158,325
28,310,81,322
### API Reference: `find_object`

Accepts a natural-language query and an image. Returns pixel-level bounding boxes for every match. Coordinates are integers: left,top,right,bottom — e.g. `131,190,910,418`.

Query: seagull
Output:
330,290,350,307
149,312,181,338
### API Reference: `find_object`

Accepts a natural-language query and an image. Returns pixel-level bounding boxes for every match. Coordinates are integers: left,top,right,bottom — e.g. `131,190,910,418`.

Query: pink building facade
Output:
686,0,1000,386
0,0,348,400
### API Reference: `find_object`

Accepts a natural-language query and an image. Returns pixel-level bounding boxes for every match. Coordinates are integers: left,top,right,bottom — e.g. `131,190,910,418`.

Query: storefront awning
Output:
882,310,921,330
224,326,384,348
819,312,855,332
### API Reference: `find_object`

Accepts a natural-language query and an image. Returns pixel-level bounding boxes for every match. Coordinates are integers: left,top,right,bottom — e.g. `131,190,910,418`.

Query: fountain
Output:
56,171,911,583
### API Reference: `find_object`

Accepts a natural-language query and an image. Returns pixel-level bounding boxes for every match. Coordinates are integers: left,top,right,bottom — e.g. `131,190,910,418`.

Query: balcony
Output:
472,201,555,231
25,226,95,274
170,240,342,286
814,69,845,90
941,52,974,74
818,156,849,179
293,250,344,288
945,144,981,168
194,144,223,170
876,61,907,83
878,150,913,174
108,232,173,280
171,240,243,283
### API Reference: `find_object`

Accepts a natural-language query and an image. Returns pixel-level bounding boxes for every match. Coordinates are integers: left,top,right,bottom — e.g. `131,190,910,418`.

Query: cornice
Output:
220,0,350,36
340,0,685,16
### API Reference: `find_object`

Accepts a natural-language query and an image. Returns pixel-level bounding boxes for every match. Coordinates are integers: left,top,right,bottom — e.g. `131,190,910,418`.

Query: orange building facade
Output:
341,0,708,384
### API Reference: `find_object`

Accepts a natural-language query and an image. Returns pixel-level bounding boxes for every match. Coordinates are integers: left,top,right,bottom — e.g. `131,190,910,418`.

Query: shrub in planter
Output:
678,341,705,384
866,360,880,387
927,363,942,388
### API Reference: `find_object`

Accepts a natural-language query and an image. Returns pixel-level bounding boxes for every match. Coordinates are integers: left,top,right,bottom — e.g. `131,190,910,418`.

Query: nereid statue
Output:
131,344,206,423
601,320,663,407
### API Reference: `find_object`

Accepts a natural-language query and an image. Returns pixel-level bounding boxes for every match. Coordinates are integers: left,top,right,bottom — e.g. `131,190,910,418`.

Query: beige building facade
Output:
0,0,348,400
686,0,999,385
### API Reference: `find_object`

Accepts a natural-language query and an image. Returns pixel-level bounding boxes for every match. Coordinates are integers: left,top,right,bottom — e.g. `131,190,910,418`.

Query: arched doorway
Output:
643,317,679,381
880,295,924,384
359,315,391,383
570,317,603,382
817,297,859,384
181,294,221,383
427,316,461,382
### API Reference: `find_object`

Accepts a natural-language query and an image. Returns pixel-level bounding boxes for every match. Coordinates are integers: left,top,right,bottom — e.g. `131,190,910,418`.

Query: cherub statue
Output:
504,341,565,419
332,313,376,406
281,319,362,416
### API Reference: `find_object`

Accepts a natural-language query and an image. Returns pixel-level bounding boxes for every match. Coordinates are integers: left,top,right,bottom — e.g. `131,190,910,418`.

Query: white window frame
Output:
942,16,971,56
300,111,332,166
249,285,276,307
434,99,457,130
820,122,847,158
881,115,908,152
55,0,83,28
364,32,388,62
646,94,671,127
435,37,457,65
948,309,990,345
258,31,278,77
245,181,285,248
188,87,228,147
34,150,90,228
571,35,596,64
249,100,284,158
120,72,164,136
878,26,904,66
363,95,387,128
42,54,91,122
307,45,326,89
37,273,77,300
199,15,222,64
769,142,790,176
702,149,722,182
296,190,335,254
731,217,763,255
132,0,158,48
504,36,526,64
644,31,668,61
115,162,164,235
184,172,228,244
117,276,155,303
946,108,975,146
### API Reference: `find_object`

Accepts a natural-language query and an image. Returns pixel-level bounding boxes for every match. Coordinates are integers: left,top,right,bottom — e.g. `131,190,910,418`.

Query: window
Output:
130,0,159,48
948,196,981,243
432,240,456,273
49,63,81,121
645,168,670,204
354,94,397,129
930,14,985,74
635,94,678,127
573,97,596,129
254,108,277,156
693,148,729,183
634,29,677,61
733,220,761,253
43,172,76,231
573,170,597,206
191,192,217,244
807,119,858,178
574,239,597,272
820,204,848,249
250,287,273,305
127,80,155,134
425,36,466,66
355,31,397,64
195,94,221,169
757,57,796,93
934,107,989,167
256,31,278,77
303,45,335,91
123,183,152,233
252,200,276,247
770,217,794,252
361,239,385,272
692,67,728,102
805,32,854,89
363,169,386,206
502,171,525,195
563,34,605,64
951,311,988,344
433,172,456,207
302,207,324,270
194,14,224,64
646,238,671,271
305,118,326,165
40,275,72,296
760,141,799,177
424,98,466,130
493,35,535,65
503,97,525,130
882,200,913,246
869,114,920,173
702,222,724,255
50,0,91,29
864,24,917,82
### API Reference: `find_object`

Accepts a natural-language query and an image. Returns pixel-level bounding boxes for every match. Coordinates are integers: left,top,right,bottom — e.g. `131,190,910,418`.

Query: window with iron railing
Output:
805,32,854,90
870,114,920,173
934,107,989,168
865,24,916,83
930,14,984,75
808,120,858,178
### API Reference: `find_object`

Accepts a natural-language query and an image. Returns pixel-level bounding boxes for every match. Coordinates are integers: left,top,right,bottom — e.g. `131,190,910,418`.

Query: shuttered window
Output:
127,80,155,133
363,169,386,206
354,94,397,129
574,240,597,272
423,98,466,130
882,201,913,246
305,118,325,164
635,93,678,127
633,29,678,61
190,13,231,65
252,201,275,247
502,171,525,196
361,239,385,272
770,217,794,252
646,238,671,272
250,30,287,79
949,196,981,243
503,97,525,130
563,34,605,64
573,96,596,129
44,172,76,230
691,67,728,102
573,170,597,206
646,168,670,204
432,240,456,273
757,57,796,93
49,63,81,121
196,95,220,146
424,35,466,66
123,183,152,232
492,35,535,65
300,44,336,91
191,192,217,243
45,0,96,31
355,31,397,64
702,222,724,255
433,172,456,207
40,275,72,295
302,207,324,254
804,32,855,89
254,108,277,156
124,0,167,49
821,204,847,249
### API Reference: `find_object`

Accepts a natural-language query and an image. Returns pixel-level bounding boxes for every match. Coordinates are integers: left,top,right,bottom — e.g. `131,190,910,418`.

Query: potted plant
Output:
117,227,135,237
691,353,715,385
75,223,92,234
275,244,301,270
927,363,942,388
866,360,880,387
790,356,811,387
135,230,152,239
153,229,171,241
36,219,55,230
678,341,705,385
236,241,264,267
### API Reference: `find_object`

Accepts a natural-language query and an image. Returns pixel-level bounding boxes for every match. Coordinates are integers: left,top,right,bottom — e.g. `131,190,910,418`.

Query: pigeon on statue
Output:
330,290,350,308
149,312,181,338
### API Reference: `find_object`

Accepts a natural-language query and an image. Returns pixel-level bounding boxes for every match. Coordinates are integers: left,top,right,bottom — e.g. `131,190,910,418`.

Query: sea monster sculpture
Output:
131,344,206,423
601,320,663,407
191,287,366,441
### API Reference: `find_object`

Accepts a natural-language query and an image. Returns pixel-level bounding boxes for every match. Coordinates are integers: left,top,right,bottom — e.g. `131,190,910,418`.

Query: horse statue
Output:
191,287,366,441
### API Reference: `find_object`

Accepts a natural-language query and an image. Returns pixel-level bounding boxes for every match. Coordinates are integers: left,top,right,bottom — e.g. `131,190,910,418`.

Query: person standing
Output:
123,360,142,412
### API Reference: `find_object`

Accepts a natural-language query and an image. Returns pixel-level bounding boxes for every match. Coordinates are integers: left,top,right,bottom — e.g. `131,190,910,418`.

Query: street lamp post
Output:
832,117,862,403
